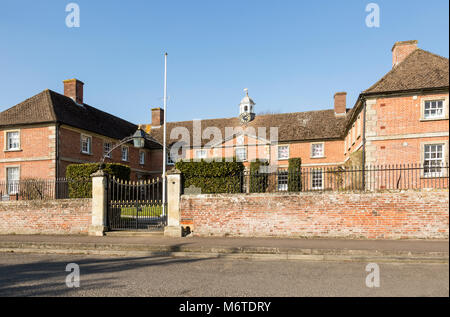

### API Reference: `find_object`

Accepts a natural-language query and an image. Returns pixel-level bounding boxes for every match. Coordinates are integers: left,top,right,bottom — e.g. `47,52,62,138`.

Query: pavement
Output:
0,234,448,263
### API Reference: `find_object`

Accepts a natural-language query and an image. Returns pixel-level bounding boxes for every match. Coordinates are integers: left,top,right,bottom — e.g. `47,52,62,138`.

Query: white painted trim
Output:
3,129,21,152
80,134,93,155
310,142,325,159
277,144,290,160
302,161,345,167
121,145,129,162
420,95,449,120
0,156,53,163
367,131,449,141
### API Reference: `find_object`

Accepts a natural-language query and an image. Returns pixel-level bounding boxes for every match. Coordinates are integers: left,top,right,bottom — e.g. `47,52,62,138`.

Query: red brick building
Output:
146,40,448,190
346,41,449,174
0,79,163,193
1,40,448,193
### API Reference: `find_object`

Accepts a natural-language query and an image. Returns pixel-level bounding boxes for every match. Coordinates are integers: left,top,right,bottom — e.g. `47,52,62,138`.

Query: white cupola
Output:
239,88,255,116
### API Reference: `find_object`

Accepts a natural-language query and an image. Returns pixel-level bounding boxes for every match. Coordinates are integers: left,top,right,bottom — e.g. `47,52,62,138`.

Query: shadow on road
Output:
0,244,213,296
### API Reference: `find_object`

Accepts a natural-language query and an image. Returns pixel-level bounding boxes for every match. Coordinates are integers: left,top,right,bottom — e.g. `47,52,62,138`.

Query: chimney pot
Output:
152,107,164,126
63,79,84,104
334,92,347,116
391,40,418,68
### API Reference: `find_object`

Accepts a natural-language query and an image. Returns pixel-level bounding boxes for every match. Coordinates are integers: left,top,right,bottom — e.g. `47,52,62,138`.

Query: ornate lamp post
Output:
100,126,146,167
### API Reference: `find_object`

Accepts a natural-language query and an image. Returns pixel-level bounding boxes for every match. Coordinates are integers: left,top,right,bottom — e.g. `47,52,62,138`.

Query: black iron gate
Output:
107,177,166,231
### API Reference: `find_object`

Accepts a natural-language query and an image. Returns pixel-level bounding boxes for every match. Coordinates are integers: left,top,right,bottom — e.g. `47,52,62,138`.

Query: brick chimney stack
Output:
63,79,84,104
152,107,164,126
392,40,418,68
334,92,347,116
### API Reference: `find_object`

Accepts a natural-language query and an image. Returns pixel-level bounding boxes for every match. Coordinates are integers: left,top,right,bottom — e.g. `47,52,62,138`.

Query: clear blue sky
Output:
0,0,448,124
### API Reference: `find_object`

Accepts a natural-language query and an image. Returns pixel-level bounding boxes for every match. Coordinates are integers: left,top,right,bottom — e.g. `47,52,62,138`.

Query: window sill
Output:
4,149,22,152
420,175,447,179
81,152,93,156
420,117,448,122
310,156,326,159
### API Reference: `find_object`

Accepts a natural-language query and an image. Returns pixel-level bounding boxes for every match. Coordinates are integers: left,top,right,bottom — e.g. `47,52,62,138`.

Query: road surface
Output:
0,253,447,297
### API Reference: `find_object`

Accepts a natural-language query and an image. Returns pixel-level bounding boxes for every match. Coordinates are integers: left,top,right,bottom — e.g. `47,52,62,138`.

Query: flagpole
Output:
162,52,168,218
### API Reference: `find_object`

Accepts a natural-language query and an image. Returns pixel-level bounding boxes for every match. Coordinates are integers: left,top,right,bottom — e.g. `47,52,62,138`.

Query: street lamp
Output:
132,128,146,149
100,126,148,166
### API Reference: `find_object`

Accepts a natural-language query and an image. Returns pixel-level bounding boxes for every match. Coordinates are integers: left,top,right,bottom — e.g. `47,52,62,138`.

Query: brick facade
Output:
58,125,163,180
0,124,56,180
0,199,92,234
181,190,449,239
362,93,449,166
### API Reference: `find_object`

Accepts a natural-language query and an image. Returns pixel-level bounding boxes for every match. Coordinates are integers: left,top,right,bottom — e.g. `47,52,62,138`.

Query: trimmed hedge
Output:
249,159,269,193
66,163,131,198
175,158,244,194
288,158,302,192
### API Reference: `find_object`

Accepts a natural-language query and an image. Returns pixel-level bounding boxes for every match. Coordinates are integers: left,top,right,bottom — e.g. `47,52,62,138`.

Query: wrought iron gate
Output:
107,177,166,231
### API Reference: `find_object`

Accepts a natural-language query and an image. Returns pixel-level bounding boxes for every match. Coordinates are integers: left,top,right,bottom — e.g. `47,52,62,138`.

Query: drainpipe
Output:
361,96,367,190
55,123,60,198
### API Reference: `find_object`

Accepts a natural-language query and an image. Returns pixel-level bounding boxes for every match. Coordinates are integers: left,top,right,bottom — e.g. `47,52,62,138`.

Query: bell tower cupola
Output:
239,88,255,123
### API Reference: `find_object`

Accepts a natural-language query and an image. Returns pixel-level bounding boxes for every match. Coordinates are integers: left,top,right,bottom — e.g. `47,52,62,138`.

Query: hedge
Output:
249,159,269,193
175,158,244,194
287,158,302,192
66,163,131,198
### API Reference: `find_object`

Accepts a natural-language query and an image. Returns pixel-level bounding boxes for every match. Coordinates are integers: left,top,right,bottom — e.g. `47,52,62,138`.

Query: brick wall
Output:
0,199,92,235
181,190,449,239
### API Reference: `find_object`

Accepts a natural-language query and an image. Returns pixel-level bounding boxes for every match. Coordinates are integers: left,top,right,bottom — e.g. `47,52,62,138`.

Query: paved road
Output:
0,253,448,297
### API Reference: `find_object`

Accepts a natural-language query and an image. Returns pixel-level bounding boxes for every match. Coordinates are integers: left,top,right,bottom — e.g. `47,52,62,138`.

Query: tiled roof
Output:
364,49,449,94
0,89,161,149
149,109,347,147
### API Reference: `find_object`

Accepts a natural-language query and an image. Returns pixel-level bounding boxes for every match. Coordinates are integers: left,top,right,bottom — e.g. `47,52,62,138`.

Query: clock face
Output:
240,113,251,123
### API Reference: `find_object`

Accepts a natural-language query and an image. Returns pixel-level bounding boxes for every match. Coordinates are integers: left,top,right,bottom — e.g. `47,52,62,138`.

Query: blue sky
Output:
0,0,448,124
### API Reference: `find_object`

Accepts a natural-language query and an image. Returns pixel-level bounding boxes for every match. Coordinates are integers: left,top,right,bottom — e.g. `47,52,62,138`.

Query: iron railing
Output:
182,163,449,194
0,178,91,201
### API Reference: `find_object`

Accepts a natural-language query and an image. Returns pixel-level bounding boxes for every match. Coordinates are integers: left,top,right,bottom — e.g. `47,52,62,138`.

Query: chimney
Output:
392,40,418,68
334,92,347,116
63,79,84,104
152,107,164,126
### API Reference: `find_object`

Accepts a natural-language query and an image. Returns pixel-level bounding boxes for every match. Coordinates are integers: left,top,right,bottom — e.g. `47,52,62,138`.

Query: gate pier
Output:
89,170,108,236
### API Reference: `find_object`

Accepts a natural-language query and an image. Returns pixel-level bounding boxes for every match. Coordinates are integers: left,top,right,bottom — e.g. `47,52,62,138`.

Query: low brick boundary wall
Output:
0,199,92,235
181,190,449,239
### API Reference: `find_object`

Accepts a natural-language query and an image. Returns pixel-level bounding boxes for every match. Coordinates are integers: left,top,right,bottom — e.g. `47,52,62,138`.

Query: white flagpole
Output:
162,52,168,217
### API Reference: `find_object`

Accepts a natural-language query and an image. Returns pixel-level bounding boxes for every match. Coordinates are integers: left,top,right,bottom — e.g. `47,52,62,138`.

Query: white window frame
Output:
81,134,92,155
422,142,447,178
6,166,20,195
4,130,21,151
311,168,324,190
421,96,449,121
277,170,288,191
235,147,247,162
139,150,145,165
277,145,290,160
103,141,112,159
167,152,175,165
195,149,207,159
311,142,324,158
121,146,129,162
